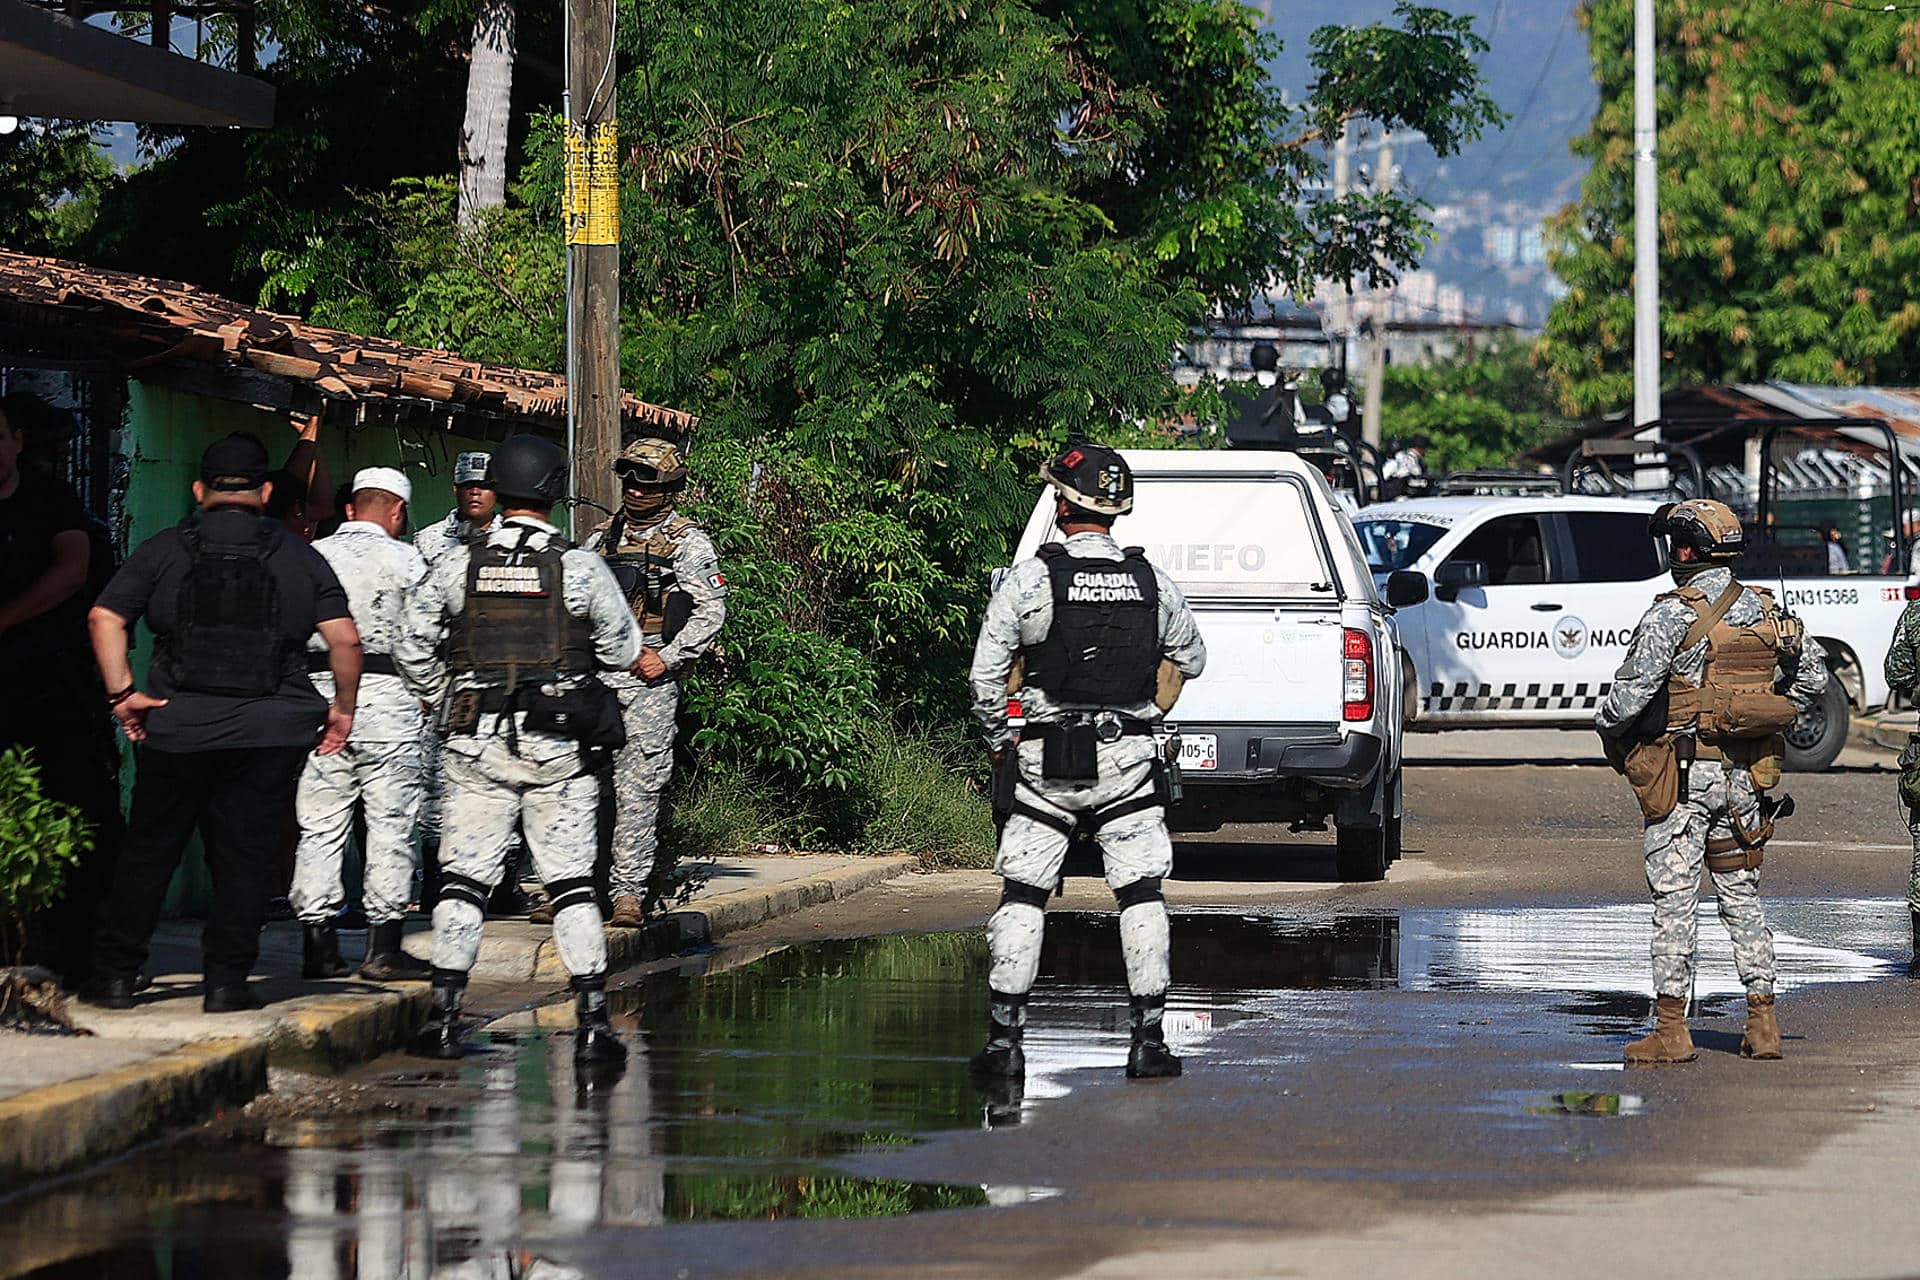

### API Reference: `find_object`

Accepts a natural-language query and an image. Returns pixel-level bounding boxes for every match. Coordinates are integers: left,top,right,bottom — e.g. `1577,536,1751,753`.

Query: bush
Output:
0,746,90,963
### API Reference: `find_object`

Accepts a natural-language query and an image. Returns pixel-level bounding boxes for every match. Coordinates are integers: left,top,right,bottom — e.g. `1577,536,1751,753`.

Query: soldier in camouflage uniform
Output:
1597,499,1828,1064
1882,601,1920,974
397,435,639,1069
291,468,435,982
967,444,1206,1082
582,438,726,928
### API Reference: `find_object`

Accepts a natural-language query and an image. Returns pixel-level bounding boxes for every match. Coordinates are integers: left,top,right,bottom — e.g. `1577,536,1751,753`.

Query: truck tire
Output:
1783,679,1849,773
1335,770,1396,882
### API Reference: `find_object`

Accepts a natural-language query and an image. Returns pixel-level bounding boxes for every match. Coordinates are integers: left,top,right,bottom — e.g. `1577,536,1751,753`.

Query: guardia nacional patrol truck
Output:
1353,489,1904,771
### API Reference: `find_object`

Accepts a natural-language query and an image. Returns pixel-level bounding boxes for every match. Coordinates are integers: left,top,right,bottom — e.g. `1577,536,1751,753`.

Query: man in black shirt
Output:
0,393,123,985
81,433,364,1012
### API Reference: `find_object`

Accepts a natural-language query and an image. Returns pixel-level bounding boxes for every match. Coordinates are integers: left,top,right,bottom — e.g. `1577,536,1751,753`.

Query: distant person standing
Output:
81,433,362,1012
291,467,435,982
1821,522,1851,575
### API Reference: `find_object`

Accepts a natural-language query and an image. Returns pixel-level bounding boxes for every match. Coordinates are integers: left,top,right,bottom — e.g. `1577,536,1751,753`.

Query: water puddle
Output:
2,896,1904,1275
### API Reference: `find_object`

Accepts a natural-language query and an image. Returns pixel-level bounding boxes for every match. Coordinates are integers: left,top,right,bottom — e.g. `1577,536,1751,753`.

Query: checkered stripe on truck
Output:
1428,681,1612,712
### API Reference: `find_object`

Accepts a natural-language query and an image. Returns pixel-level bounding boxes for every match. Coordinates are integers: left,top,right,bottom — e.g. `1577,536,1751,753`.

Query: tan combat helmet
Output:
615,436,688,489
1650,497,1746,562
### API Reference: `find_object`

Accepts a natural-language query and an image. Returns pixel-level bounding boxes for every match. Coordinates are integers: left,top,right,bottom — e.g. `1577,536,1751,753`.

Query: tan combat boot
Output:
1741,993,1783,1060
1624,996,1697,1065
607,895,647,929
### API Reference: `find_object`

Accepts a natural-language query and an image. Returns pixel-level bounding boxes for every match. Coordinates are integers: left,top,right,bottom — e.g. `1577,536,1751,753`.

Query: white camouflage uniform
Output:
1595,565,1828,999
397,516,641,980
291,522,431,926
414,509,502,841
582,511,727,902
969,531,1206,999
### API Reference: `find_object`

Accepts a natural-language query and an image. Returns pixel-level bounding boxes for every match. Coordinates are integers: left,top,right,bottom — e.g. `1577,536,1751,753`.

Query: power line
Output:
1465,5,1574,191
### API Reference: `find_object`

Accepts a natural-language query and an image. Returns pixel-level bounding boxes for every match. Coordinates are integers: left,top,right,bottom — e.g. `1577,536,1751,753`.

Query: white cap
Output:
351,466,412,504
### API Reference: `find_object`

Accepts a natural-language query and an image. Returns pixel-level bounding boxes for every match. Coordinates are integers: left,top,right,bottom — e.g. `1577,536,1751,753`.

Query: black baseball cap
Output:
199,432,272,491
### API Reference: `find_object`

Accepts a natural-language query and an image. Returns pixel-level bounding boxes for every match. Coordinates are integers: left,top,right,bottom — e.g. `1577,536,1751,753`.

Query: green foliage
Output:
0,124,114,255
1382,341,1572,472
0,747,90,959
1541,0,1920,414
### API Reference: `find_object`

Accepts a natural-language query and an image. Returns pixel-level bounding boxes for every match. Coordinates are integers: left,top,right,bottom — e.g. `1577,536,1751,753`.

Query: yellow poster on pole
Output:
564,121,619,246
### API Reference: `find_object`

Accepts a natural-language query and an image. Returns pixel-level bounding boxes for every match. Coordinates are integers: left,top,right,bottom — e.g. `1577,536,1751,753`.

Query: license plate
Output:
1178,733,1218,771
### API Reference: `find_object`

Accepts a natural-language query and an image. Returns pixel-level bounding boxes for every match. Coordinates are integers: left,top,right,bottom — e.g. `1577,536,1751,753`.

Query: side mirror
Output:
1433,559,1488,601
1385,570,1429,609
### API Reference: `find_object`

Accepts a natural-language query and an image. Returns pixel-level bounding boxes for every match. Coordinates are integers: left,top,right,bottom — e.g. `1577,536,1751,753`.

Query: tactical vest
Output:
1022,544,1160,706
598,510,698,641
163,517,298,698
448,528,596,684
1661,578,1803,748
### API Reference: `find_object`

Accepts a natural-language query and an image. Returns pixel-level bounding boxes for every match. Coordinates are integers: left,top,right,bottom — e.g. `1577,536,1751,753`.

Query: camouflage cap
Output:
453,451,492,486
615,436,688,487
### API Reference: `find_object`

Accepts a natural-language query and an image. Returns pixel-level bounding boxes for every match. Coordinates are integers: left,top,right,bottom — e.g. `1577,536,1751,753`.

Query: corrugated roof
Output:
0,250,696,438
1729,382,1920,437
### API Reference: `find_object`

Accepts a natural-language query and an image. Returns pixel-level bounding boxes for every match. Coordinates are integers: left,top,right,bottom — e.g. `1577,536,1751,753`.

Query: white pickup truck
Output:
1011,450,1406,880
1353,492,1906,770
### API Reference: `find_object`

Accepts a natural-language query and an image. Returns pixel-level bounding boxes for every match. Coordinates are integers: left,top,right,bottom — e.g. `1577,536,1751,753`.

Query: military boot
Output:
968,990,1027,1079
1126,992,1182,1079
1909,909,1920,978
358,922,434,981
1741,993,1783,1060
301,924,351,980
1624,996,1697,1065
607,895,647,929
408,972,469,1059
573,976,628,1070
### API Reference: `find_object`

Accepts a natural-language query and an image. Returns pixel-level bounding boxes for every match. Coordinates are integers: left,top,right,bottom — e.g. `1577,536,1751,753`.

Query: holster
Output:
991,750,1017,831
1623,735,1680,822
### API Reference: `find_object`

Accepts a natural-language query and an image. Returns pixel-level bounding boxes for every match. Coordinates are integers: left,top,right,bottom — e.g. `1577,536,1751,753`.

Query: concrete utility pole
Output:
1360,131,1394,450
565,0,620,532
1632,0,1661,432
1330,119,1353,376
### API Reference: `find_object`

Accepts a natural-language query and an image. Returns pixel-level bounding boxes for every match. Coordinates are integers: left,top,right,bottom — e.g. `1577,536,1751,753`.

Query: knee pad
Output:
1113,877,1165,911
998,879,1053,911
438,872,492,912
545,875,598,916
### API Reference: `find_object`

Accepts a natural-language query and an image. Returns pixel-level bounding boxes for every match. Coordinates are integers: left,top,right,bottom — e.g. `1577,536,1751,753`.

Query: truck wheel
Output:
1383,770,1404,864
1783,680,1849,772
1335,822,1387,882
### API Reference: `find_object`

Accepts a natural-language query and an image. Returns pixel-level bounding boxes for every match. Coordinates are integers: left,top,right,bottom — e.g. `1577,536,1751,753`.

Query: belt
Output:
309,652,398,677
1022,716,1155,747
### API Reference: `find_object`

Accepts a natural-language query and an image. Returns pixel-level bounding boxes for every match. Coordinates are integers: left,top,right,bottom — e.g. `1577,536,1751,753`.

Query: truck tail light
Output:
1342,628,1374,722
1906,586,1920,601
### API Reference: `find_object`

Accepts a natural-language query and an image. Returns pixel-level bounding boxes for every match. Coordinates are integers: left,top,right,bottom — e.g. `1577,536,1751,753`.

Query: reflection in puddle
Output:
1525,1091,1645,1118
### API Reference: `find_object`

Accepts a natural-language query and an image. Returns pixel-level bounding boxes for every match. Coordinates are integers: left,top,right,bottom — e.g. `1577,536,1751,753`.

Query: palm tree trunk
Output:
457,0,518,232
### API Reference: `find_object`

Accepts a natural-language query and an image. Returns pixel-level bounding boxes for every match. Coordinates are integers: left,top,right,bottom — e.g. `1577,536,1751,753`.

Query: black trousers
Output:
93,744,308,987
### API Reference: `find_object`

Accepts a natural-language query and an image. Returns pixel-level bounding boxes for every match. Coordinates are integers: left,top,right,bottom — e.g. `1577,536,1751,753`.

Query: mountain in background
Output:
1259,0,1594,330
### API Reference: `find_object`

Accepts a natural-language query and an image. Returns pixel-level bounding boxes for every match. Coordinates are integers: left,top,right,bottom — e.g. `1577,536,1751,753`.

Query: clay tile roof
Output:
0,250,697,438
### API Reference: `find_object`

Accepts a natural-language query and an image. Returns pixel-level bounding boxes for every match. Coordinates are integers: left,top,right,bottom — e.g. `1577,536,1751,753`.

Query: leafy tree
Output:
1540,0,1920,415
0,123,114,255
0,747,89,966
1382,340,1572,472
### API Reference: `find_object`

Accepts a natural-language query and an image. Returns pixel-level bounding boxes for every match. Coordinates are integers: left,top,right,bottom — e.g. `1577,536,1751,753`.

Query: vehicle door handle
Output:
1530,602,1564,612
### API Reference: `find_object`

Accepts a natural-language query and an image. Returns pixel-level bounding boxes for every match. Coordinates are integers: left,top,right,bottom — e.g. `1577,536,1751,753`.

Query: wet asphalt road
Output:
10,730,1920,1279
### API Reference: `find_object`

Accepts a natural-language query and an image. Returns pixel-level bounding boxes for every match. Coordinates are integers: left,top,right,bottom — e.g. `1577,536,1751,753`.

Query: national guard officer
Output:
1596,499,1828,1064
966,443,1206,1081
415,450,499,565
397,434,639,1067
291,466,435,982
582,437,726,927
1882,601,1920,973
83,432,362,1011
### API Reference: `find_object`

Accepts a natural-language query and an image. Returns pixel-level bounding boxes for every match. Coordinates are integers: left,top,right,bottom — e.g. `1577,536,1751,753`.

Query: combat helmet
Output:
1044,443,1134,517
615,436,688,489
488,434,569,506
1649,498,1746,562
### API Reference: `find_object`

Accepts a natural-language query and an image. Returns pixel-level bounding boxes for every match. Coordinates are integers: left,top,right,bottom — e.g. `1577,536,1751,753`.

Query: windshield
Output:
1354,518,1447,572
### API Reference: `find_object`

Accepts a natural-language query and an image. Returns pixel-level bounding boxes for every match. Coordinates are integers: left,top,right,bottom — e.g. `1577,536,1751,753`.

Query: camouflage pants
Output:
989,734,1172,998
1644,759,1775,998
432,731,607,979
1907,808,1920,915
419,731,445,838
290,738,425,926
605,674,679,902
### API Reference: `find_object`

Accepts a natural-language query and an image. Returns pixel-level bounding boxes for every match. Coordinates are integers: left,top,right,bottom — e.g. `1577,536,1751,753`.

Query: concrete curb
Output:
1850,714,1915,757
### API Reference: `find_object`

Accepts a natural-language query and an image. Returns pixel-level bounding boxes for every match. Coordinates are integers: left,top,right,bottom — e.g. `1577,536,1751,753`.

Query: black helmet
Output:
1649,498,1745,562
1044,442,1133,517
488,433,569,506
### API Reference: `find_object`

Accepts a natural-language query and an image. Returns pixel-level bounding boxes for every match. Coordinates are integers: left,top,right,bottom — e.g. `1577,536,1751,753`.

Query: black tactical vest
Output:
598,510,696,641
449,527,596,682
1023,543,1160,706
164,517,296,698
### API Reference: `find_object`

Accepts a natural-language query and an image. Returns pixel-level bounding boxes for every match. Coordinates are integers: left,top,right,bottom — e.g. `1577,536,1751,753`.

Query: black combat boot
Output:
302,924,352,980
968,990,1028,1079
1126,992,1182,1079
358,921,434,981
408,971,469,1059
573,975,628,1071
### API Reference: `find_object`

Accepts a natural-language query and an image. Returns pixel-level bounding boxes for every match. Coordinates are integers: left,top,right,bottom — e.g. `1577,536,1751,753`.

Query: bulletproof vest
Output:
599,510,697,641
1022,543,1160,706
1662,578,1801,744
163,517,297,698
448,527,596,683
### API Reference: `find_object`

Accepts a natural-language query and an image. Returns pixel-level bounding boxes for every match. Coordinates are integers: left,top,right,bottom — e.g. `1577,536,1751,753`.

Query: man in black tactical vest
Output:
966,444,1207,1087
396,434,642,1071
82,433,363,1012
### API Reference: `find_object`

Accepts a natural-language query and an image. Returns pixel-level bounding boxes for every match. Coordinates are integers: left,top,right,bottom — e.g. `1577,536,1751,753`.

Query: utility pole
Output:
565,0,620,533
1632,0,1660,433
1330,119,1353,378
1360,131,1394,450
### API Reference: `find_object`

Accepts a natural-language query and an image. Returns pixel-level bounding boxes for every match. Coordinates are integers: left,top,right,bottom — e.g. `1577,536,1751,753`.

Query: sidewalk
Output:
0,852,914,1190
1849,708,1916,755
